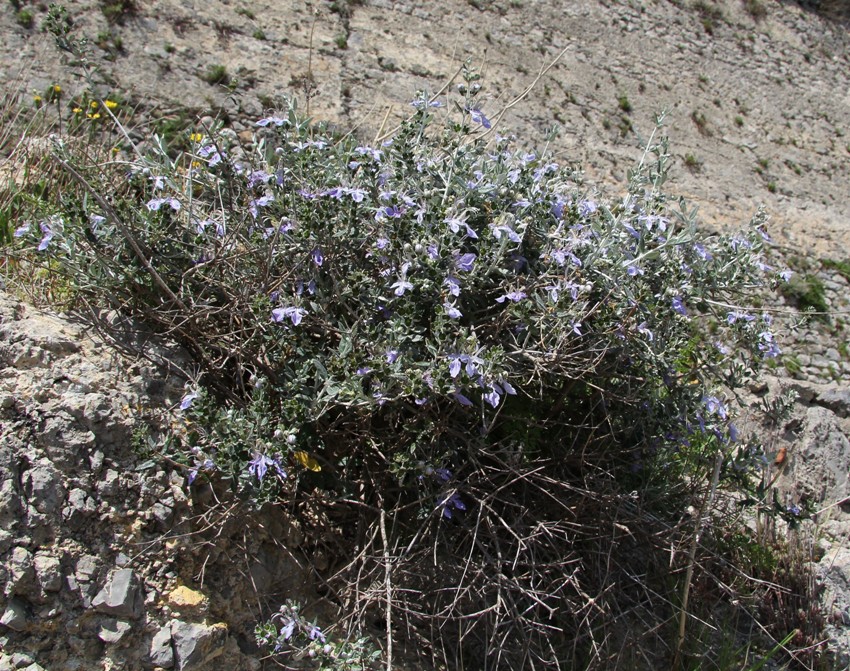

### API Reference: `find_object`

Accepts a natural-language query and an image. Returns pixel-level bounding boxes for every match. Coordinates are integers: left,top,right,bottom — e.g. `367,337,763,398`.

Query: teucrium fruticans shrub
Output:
23,83,781,490
13,69,794,664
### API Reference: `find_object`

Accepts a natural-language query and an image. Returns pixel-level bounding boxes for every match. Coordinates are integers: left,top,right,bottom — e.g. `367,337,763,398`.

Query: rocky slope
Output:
1,0,849,669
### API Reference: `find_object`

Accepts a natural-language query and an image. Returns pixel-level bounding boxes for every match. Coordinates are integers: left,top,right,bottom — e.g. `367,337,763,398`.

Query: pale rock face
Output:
0,0,850,668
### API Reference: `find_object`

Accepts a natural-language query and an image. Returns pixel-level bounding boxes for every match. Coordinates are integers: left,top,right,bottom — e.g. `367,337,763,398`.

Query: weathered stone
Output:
166,586,208,614
0,598,28,631
5,547,34,597
171,621,228,671
92,569,142,619
22,462,66,516
33,553,62,593
97,618,132,644
815,387,850,419
63,488,97,530
149,625,175,669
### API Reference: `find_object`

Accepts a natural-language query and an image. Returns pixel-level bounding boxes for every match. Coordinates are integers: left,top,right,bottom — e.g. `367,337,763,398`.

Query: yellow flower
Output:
87,113,101,120
90,100,99,109
105,100,118,109
33,95,42,103
72,107,82,114
53,85,61,93
189,132,204,143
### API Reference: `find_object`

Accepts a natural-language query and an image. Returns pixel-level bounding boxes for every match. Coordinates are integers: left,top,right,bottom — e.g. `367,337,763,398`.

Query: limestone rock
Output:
149,625,175,669
97,618,132,644
92,569,142,619
166,586,208,615
33,553,62,593
171,621,228,671
0,598,28,631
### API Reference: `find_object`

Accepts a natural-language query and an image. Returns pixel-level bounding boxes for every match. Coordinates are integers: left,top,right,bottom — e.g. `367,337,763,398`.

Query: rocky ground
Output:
0,0,849,669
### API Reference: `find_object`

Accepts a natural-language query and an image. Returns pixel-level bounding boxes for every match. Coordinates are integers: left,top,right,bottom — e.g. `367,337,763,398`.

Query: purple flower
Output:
307,625,326,642
356,366,372,376
578,199,597,218
671,296,687,316
37,221,54,251
386,350,399,364
454,392,473,407
491,224,522,242
499,379,517,396
272,306,306,326
495,290,527,304
441,492,467,519
455,253,476,272
569,321,582,336
626,264,644,277
444,277,461,297
255,116,287,127
146,197,181,212
410,97,444,109
637,321,653,341
248,453,286,483
249,195,274,218
13,223,30,237
704,396,728,419
311,248,324,267
445,215,478,239
778,269,793,282
468,108,491,129
443,303,463,319
179,392,198,410
693,243,713,261
247,170,271,189
348,188,367,203
484,383,502,408
727,310,755,324
375,237,390,250
391,279,414,296
449,356,462,378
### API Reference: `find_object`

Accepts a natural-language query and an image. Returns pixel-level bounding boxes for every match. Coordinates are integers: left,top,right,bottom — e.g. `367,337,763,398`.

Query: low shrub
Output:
7,54,808,667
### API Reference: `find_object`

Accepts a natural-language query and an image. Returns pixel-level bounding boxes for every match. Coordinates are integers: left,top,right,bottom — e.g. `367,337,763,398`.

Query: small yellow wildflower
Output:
90,100,99,109
189,132,204,143
53,85,61,93
87,113,101,120
72,107,82,114
191,160,201,168
33,95,42,104
112,147,120,153
105,100,118,109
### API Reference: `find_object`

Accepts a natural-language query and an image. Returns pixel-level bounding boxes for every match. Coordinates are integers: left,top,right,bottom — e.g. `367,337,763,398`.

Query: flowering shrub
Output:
9,66,797,667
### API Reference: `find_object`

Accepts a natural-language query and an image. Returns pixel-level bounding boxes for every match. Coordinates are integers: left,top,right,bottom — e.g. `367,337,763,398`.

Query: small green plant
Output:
235,6,255,19
202,64,229,85
766,181,776,193
334,34,348,49
691,110,711,136
734,115,744,127
617,94,632,113
164,42,175,53
252,28,266,40
100,0,135,24
779,274,830,322
15,7,33,27
743,0,767,21
822,258,850,282
684,153,701,172
256,601,382,669
782,354,802,376
693,0,723,34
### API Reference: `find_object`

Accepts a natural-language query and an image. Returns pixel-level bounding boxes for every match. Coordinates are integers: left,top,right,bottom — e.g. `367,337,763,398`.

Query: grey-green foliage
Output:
11,67,796,667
